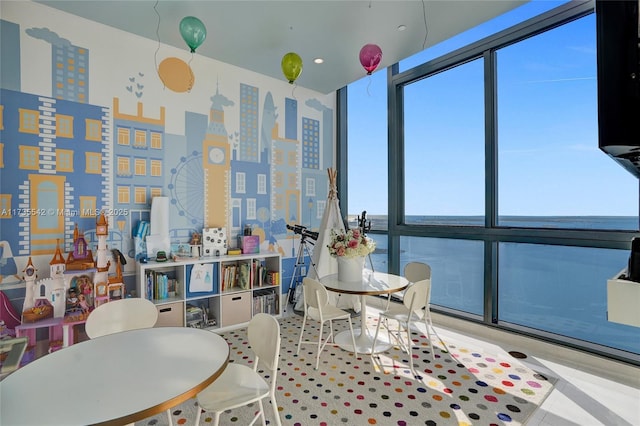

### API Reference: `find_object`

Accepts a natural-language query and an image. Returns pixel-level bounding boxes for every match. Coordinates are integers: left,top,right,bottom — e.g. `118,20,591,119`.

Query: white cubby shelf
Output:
136,252,281,331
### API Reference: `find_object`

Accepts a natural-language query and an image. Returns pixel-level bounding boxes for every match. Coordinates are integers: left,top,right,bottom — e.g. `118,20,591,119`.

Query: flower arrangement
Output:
327,228,376,258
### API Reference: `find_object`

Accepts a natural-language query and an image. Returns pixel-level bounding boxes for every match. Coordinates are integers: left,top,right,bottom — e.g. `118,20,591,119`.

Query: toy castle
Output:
21,211,124,323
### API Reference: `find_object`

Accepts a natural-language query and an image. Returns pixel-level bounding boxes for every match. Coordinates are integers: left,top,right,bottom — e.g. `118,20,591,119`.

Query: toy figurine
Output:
65,288,80,314
78,294,90,313
77,275,94,307
190,232,201,246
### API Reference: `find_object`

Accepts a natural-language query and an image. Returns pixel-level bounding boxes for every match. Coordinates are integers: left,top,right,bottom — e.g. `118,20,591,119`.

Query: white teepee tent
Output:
294,169,360,312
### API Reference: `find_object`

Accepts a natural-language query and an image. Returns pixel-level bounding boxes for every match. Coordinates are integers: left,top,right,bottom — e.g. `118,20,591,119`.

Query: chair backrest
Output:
404,262,431,283
302,277,329,311
0,336,28,375
247,313,281,372
403,278,431,314
85,298,158,339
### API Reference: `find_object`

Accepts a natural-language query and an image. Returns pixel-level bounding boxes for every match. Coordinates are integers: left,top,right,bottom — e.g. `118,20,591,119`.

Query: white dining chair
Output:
84,297,158,339
194,313,281,426
296,277,357,370
404,262,432,285
84,298,171,422
384,261,432,310
372,278,435,374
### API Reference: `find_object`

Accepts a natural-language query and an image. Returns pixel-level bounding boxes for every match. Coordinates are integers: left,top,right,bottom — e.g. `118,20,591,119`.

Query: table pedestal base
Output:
320,271,410,355
334,328,392,354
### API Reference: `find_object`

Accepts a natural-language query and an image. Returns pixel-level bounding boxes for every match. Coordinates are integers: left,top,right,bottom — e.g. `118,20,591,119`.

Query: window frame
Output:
339,0,640,365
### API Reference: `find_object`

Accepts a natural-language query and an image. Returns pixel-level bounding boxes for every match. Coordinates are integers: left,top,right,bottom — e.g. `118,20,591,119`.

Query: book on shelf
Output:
250,259,268,287
221,263,241,291
266,270,279,286
266,292,277,314
145,271,175,300
253,290,278,314
238,263,250,290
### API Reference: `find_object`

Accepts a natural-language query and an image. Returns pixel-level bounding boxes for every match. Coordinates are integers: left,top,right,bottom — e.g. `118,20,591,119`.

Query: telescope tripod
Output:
358,210,375,273
285,235,318,312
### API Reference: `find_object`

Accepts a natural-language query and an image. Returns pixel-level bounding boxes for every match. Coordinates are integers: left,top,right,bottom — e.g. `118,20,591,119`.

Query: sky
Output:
346,0,638,218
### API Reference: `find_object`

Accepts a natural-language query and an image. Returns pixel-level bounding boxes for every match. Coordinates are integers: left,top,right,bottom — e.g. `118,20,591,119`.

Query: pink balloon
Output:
359,44,383,75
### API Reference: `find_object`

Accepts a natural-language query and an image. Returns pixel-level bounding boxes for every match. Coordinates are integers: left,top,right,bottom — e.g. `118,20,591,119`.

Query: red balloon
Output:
359,44,383,75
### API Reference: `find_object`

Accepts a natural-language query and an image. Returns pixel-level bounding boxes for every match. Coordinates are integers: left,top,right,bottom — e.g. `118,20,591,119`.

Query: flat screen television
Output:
596,0,640,178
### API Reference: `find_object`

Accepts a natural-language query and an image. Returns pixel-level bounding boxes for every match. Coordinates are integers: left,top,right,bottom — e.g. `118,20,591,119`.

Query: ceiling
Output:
35,0,527,94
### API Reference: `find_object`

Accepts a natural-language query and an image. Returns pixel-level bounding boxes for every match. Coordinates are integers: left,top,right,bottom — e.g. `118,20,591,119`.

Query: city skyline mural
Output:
0,2,336,291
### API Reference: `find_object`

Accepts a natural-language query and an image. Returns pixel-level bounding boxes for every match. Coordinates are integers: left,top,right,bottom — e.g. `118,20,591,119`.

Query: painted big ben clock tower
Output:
203,136,230,228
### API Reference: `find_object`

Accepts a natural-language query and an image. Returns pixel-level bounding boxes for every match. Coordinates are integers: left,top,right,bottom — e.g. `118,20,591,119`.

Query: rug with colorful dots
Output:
137,315,555,426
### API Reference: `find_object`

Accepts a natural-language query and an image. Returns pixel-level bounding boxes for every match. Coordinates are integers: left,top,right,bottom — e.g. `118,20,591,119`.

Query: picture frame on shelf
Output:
170,243,198,261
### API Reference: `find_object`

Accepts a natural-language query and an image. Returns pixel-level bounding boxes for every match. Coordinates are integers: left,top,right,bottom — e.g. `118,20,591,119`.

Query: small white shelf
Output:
137,252,281,330
607,269,640,328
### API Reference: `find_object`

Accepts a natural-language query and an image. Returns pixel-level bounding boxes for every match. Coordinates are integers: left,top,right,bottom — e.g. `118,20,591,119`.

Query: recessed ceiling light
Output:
314,58,324,64
397,24,407,32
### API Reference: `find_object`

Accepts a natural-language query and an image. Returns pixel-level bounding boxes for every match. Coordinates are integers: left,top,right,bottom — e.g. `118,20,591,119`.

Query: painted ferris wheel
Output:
168,150,204,226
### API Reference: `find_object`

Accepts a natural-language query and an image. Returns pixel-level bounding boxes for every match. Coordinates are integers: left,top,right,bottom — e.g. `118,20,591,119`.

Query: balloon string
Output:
153,0,166,90
291,83,297,100
187,52,195,92
367,75,372,96
421,0,429,50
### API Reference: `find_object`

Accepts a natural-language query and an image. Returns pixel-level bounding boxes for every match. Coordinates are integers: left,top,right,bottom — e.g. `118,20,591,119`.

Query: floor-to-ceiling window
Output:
346,70,389,272
404,59,485,227
496,13,637,230
344,0,640,364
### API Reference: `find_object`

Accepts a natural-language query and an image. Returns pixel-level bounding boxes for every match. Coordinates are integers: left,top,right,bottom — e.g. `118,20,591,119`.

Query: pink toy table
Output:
61,318,87,347
15,316,86,352
15,317,63,347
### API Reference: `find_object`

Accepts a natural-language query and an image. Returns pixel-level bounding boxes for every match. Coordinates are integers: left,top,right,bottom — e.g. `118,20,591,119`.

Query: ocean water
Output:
348,215,640,356
350,215,639,231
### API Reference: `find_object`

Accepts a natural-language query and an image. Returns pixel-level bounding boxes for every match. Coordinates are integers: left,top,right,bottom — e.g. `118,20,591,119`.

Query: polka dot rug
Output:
138,315,555,426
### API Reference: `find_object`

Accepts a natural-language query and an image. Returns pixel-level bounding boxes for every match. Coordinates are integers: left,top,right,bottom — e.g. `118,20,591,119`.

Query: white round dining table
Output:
0,326,229,425
321,269,409,354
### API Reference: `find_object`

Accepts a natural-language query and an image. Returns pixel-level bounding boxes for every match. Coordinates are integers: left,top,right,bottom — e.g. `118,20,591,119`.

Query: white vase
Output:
337,256,365,282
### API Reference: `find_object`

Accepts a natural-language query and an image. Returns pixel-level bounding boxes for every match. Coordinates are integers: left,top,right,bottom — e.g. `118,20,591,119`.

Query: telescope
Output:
286,224,318,241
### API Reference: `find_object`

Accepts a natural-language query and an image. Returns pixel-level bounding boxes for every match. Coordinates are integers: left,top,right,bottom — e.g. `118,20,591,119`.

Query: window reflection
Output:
498,243,639,354
400,236,484,316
